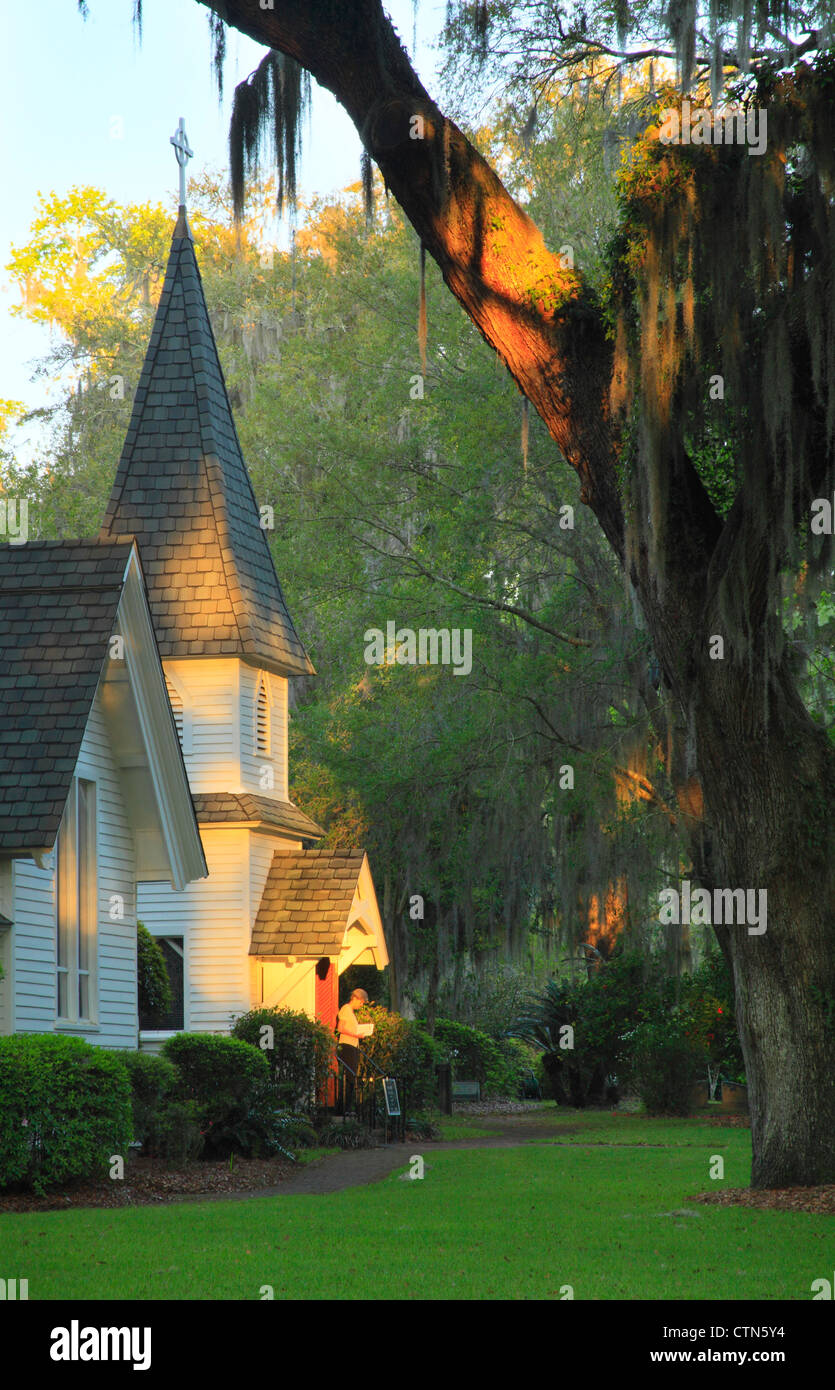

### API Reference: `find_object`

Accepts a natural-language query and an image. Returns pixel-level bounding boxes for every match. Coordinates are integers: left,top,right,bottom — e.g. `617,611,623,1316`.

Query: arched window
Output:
165,676,184,746
255,676,270,756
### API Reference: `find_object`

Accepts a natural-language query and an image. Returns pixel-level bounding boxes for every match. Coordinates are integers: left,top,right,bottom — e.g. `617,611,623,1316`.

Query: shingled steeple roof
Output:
99,209,313,677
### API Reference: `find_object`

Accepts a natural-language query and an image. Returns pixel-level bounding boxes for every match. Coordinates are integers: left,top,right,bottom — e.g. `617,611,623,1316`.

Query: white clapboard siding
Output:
162,658,239,793
239,666,288,800
12,694,138,1049
138,829,250,1034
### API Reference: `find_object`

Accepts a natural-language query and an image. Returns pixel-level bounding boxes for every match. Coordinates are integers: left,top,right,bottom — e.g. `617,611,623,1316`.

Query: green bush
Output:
231,1007,333,1112
119,1051,201,1166
632,1019,705,1115
512,951,667,1105
0,1035,132,1193
162,1033,277,1159
500,1037,541,1096
317,1117,376,1149
137,922,172,1022
274,1113,319,1149
678,947,745,1082
404,1112,441,1139
355,1003,444,1109
431,1018,514,1096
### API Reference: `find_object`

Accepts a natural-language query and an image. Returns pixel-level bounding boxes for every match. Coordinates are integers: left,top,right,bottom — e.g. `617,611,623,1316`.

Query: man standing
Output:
337,988,372,1113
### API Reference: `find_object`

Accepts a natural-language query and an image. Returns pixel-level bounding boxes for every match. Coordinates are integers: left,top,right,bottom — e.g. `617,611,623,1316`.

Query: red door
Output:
315,959,337,1105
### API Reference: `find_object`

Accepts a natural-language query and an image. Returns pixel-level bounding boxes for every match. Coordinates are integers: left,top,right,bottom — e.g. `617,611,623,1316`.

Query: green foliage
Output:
136,921,172,1022
118,1051,201,1166
355,1003,445,1109
231,1006,334,1113
512,950,664,1105
0,1035,132,1193
515,945,744,1106
317,1118,376,1149
431,1017,516,1096
631,1019,705,1116
274,1113,319,1149
416,963,532,1039
404,1112,442,1139
161,1033,277,1159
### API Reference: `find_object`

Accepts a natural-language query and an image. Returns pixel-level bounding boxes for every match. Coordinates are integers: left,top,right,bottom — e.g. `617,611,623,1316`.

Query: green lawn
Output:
1,1113,830,1300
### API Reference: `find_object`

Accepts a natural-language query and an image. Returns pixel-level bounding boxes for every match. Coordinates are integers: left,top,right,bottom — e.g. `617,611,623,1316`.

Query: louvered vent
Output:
256,679,270,755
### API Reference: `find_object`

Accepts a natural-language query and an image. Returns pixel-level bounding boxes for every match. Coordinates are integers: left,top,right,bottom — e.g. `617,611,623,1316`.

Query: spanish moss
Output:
229,49,311,221
608,59,835,696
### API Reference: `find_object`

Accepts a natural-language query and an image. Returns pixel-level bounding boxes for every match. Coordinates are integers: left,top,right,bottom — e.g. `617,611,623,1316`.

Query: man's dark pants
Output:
338,1043,360,1112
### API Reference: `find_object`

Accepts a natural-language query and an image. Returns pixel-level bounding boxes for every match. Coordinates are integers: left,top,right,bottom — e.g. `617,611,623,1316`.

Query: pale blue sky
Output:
1,0,441,451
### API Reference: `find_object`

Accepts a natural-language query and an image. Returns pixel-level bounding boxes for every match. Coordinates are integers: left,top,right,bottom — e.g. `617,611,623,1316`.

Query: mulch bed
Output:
0,1153,299,1213
689,1185,835,1214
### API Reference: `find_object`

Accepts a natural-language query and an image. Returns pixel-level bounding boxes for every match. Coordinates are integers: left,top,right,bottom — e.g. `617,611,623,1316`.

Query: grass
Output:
0,1112,830,1300
435,1116,499,1141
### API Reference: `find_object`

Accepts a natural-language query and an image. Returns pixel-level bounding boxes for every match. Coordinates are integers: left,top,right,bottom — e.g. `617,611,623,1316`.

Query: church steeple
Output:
99,199,313,677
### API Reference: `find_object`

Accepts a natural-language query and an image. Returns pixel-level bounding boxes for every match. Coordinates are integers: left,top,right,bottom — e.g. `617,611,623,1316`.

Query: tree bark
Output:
201,0,835,1186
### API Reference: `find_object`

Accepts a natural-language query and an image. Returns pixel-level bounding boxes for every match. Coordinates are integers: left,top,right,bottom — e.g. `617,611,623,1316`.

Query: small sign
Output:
382,1077,401,1117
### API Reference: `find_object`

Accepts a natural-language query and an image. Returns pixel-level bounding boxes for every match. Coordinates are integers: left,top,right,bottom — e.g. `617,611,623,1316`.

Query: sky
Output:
0,0,443,452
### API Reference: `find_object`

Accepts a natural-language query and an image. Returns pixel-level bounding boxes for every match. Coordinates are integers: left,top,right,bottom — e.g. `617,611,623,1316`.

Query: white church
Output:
0,163,388,1052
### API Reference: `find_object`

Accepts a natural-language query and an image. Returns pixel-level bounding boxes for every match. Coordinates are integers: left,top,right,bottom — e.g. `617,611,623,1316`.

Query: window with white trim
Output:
56,777,97,1023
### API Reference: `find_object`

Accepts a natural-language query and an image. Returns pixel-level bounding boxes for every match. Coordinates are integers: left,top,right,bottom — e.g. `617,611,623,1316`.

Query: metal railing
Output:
331,1051,406,1143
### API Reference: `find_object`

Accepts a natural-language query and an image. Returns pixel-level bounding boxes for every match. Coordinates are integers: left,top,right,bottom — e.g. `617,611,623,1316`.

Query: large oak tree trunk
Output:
201,0,835,1186
696,671,835,1186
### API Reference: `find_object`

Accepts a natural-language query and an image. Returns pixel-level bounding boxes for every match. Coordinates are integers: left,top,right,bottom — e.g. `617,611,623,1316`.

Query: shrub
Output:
404,1112,441,1140
231,1007,333,1112
500,1037,541,1096
119,1051,201,1166
318,1118,376,1149
632,1019,705,1115
355,1003,444,1109
431,1019,513,1096
162,1033,276,1159
678,948,745,1082
137,922,172,1022
511,951,667,1106
274,1113,319,1149
0,1035,132,1193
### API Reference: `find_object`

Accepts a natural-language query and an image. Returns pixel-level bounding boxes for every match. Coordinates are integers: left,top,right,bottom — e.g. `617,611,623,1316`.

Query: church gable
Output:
250,849,387,968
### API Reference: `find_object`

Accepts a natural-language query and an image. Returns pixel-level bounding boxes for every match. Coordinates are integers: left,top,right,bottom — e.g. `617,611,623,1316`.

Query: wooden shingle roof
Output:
0,539,133,852
98,210,313,678
192,792,323,841
250,848,365,957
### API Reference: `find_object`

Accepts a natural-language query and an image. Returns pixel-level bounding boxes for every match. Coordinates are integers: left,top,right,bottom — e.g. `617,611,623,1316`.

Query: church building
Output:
0,156,388,1050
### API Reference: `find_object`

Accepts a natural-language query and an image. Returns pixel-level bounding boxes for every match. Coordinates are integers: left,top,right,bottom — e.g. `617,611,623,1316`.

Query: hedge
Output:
0,1035,132,1193
231,1007,333,1112
161,1032,277,1158
354,1004,444,1109
119,1050,201,1165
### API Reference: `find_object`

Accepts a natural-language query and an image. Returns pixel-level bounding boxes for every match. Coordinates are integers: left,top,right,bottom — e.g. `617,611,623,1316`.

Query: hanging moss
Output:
606,59,835,682
229,50,311,220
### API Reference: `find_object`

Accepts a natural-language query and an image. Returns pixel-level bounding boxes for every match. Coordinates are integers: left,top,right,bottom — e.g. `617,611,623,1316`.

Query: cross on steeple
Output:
169,118,193,208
